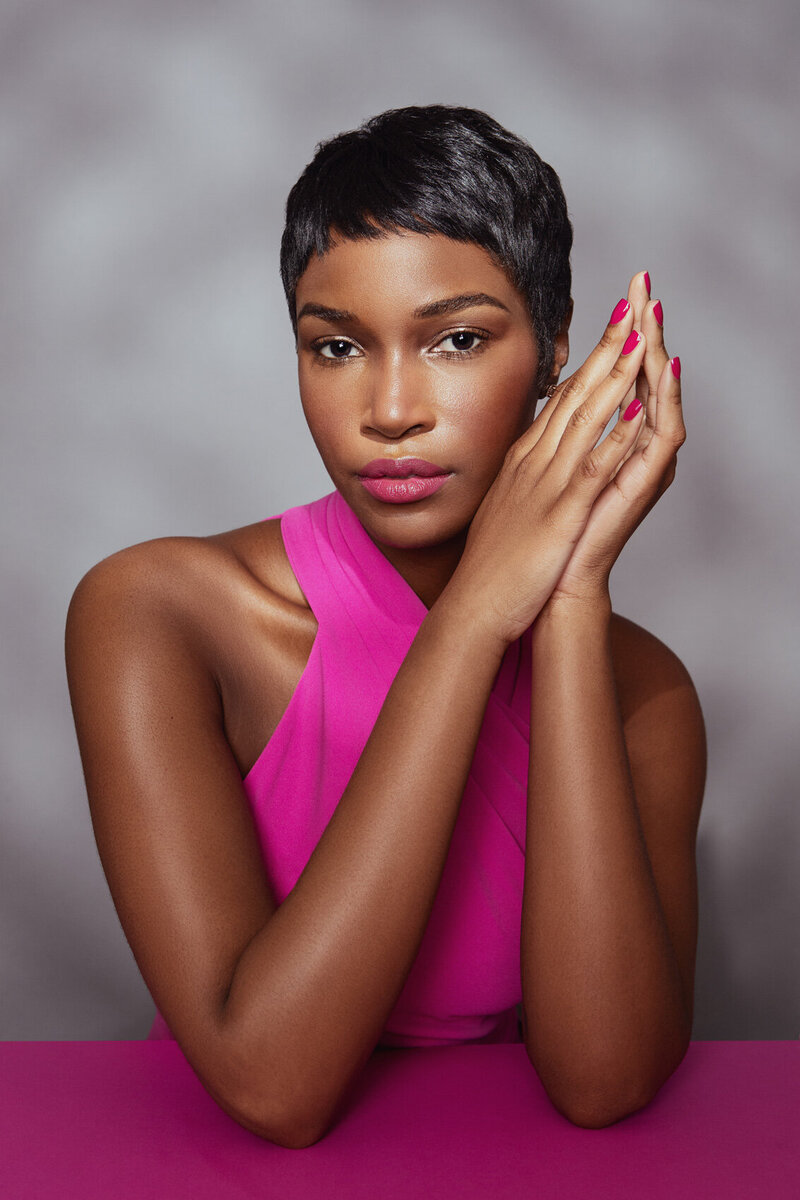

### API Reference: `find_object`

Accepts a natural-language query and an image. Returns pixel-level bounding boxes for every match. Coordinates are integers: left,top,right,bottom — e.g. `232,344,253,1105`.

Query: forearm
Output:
522,597,690,1126
219,585,506,1143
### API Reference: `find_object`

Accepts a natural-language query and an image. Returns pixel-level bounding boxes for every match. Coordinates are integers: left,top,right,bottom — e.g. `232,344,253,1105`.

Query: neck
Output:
373,531,468,611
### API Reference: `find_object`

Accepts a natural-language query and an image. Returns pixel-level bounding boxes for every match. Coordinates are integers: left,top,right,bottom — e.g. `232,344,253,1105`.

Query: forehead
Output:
295,231,527,320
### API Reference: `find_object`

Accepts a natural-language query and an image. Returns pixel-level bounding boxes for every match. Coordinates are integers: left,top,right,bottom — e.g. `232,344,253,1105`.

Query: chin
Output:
342,483,476,551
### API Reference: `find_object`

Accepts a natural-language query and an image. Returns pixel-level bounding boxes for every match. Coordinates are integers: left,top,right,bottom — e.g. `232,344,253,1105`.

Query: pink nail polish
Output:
644,272,651,296
622,331,640,355
671,356,681,379
610,299,630,325
653,300,663,327
623,398,643,421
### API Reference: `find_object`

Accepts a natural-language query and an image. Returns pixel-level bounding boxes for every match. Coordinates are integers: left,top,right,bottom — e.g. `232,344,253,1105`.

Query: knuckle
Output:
598,328,617,352
558,373,584,404
503,442,521,468
568,404,594,431
580,452,603,481
607,422,627,446
540,504,561,533
608,358,629,382
504,432,534,469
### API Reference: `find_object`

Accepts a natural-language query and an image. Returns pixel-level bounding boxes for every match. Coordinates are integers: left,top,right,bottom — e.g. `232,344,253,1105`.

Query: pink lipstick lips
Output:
357,458,452,504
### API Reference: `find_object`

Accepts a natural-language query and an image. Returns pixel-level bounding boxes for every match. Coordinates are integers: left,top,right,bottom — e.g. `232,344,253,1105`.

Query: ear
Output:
551,299,573,382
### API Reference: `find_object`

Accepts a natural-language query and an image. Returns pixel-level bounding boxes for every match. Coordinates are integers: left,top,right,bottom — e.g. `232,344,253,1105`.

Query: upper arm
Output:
65,544,277,1108
611,615,707,1021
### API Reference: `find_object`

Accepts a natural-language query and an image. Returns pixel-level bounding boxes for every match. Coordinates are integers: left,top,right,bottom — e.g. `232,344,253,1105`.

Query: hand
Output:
449,296,652,646
545,271,684,607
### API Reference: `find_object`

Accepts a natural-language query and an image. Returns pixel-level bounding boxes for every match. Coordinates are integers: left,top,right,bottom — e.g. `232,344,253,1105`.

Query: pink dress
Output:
150,490,531,1045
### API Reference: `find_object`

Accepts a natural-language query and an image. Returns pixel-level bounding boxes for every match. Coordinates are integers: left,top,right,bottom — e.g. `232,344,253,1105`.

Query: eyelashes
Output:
310,329,491,365
316,338,358,361
435,330,489,358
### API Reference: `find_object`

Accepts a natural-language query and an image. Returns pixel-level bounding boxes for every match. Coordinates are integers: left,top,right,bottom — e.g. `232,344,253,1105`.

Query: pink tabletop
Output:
1,1041,797,1198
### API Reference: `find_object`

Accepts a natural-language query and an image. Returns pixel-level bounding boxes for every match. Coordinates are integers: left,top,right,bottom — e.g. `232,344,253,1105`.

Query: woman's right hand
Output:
448,296,647,646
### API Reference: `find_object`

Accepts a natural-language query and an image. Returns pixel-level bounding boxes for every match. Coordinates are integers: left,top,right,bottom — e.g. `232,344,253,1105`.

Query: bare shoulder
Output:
64,528,265,761
66,518,315,777
609,613,699,719
67,517,302,629
609,612,706,828
65,518,312,684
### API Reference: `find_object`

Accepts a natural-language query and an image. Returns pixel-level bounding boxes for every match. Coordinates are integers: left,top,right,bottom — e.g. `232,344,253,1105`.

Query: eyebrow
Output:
296,292,510,324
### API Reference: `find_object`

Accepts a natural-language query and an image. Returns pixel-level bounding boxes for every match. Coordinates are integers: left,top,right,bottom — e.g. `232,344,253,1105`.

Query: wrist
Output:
536,588,613,631
430,576,513,663
531,591,614,679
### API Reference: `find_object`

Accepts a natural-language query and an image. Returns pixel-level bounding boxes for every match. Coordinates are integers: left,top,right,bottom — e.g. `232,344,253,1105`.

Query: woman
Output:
66,105,706,1146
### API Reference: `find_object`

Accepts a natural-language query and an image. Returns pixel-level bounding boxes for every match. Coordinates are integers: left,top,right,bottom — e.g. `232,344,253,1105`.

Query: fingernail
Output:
643,271,651,296
624,398,643,421
610,299,630,325
671,356,681,379
653,300,663,327
622,331,641,355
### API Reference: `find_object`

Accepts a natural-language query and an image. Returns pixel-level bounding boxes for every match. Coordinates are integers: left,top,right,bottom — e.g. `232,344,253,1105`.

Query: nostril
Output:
363,424,427,443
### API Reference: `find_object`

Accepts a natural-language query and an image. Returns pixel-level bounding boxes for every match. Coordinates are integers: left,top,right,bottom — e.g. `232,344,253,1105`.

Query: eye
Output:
434,330,488,357
317,338,360,360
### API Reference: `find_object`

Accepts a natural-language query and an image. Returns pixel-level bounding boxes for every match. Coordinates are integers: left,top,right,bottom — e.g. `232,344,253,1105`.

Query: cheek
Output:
450,360,537,447
489,345,539,404
299,388,339,466
303,406,346,465
300,371,340,435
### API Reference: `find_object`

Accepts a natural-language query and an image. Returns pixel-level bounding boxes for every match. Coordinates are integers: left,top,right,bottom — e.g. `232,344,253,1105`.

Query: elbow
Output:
526,1038,689,1131
222,1059,339,1149
541,1062,665,1128
189,1015,339,1147
217,1073,335,1149
218,1087,333,1149
552,1084,656,1130
250,1113,332,1150
261,1101,335,1149
193,1049,334,1149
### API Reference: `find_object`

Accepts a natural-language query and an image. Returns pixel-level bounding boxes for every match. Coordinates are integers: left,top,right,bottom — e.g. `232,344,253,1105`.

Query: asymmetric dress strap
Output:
149,490,532,1045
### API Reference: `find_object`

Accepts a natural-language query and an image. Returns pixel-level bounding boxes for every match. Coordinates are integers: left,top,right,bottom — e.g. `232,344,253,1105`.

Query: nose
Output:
361,354,435,442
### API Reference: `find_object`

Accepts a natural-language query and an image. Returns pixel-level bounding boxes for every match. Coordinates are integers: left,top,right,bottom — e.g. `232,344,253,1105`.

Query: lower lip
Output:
358,475,451,504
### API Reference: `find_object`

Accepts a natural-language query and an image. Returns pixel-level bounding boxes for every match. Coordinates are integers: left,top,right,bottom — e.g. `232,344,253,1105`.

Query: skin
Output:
66,230,705,1146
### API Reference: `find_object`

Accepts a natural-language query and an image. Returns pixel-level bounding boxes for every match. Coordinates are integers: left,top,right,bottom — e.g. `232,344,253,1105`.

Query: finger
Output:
519,296,636,457
627,269,651,333
606,271,648,423
554,393,646,509
642,353,685,468
611,415,652,477
615,275,665,424
638,297,670,428
625,270,652,419
611,353,684,500
548,328,647,473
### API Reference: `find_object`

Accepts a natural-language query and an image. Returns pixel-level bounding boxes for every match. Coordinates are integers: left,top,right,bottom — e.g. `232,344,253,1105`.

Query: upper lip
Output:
358,458,449,478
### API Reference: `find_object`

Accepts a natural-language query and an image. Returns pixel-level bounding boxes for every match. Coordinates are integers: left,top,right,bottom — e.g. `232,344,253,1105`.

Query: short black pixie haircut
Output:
280,104,573,395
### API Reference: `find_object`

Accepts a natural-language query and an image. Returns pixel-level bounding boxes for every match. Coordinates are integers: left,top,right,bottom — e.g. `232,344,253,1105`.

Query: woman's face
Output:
295,230,542,551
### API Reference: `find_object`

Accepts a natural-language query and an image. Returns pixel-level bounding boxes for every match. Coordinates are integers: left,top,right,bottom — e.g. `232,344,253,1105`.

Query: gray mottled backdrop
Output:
1,0,797,1039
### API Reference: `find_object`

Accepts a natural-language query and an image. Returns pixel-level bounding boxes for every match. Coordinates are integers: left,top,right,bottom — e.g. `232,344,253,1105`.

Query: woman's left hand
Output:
544,271,685,607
